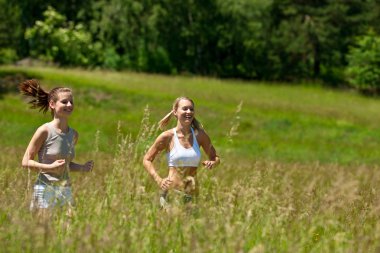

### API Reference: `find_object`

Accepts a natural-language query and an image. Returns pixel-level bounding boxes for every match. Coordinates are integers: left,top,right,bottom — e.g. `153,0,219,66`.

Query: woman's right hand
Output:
48,159,66,174
159,177,173,190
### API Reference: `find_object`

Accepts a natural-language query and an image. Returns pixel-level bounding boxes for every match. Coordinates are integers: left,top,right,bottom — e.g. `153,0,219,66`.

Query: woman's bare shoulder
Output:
158,129,174,142
35,123,50,136
195,128,209,138
28,123,49,144
195,128,212,146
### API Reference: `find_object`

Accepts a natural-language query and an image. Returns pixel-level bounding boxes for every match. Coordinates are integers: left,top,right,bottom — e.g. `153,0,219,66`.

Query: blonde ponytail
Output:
192,117,203,131
158,110,174,130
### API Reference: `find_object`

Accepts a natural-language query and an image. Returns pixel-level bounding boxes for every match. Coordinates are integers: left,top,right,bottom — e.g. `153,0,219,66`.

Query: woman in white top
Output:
19,79,94,218
143,97,220,206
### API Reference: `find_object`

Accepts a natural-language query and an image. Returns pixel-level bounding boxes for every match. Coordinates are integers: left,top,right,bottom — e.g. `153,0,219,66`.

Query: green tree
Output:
268,0,369,82
0,0,21,63
4,0,379,84
346,31,380,93
25,6,101,66
215,0,272,78
89,0,171,71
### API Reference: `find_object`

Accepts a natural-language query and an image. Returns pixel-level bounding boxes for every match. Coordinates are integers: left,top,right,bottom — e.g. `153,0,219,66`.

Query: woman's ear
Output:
49,100,55,111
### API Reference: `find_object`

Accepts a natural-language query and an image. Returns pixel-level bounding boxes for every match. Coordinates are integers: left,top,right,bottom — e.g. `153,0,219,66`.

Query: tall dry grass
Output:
0,106,380,252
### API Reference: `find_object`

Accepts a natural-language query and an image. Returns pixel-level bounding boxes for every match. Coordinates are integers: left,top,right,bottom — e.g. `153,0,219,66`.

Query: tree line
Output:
1,0,380,92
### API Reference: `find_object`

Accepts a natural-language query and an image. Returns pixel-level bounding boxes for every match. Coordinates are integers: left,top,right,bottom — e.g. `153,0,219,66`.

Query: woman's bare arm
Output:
143,131,172,189
21,125,65,173
197,129,220,169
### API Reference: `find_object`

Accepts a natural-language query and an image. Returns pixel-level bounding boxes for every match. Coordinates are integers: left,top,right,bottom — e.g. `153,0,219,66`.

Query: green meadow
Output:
1,66,380,252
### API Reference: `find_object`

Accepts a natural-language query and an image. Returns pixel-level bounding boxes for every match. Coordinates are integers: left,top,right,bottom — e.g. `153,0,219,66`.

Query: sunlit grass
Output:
2,66,380,164
1,66,380,252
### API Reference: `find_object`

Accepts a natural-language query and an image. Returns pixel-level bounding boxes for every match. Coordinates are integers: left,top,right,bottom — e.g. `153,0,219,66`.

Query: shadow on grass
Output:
0,71,35,99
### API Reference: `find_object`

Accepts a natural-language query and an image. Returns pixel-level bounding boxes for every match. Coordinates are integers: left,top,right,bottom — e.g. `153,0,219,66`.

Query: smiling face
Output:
50,91,74,118
174,98,194,126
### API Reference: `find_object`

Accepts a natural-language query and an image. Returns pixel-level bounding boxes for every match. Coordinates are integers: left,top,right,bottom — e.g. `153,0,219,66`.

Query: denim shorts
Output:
30,184,74,210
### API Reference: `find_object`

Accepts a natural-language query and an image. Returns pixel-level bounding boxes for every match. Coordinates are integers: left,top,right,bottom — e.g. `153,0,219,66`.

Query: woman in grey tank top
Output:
19,79,94,219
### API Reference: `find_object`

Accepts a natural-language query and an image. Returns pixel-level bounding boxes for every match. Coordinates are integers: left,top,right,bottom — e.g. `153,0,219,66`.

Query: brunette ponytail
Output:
19,80,72,116
19,79,50,113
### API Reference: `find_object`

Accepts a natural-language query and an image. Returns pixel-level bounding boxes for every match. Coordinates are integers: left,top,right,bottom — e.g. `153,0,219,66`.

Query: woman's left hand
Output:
202,160,216,169
82,160,94,172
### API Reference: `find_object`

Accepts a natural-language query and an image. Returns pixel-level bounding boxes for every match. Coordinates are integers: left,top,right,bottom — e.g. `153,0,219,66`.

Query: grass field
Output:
1,66,380,252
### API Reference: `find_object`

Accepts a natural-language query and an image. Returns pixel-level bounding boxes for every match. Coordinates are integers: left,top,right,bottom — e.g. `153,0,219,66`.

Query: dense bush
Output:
25,7,101,66
0,48,18,64
346,31,380,93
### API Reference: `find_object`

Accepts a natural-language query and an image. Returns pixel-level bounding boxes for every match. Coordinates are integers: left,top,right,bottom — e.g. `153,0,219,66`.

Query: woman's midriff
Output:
168,167,197,193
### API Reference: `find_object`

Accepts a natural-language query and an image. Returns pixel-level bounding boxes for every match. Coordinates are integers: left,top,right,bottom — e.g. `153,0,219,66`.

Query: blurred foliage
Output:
346,31,380,93
1,0,380,92
0,48,18,64
25,7,101,66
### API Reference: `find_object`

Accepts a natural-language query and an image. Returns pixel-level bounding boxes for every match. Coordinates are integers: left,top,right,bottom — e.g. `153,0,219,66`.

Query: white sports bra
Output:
167,128,201,167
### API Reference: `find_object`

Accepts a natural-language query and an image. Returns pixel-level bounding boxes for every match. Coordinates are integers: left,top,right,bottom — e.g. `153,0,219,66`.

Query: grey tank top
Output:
36,123,75,186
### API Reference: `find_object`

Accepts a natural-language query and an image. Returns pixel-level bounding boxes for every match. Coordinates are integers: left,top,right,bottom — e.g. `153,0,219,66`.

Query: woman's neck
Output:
51,118,69,133
176,124,191,134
